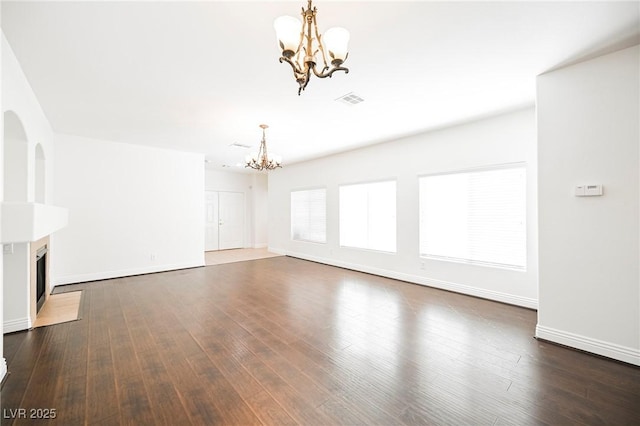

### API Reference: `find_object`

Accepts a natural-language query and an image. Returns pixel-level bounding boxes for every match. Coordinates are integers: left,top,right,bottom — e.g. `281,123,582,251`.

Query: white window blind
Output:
419,165,526,270
339,180,396,252
291,188,326,243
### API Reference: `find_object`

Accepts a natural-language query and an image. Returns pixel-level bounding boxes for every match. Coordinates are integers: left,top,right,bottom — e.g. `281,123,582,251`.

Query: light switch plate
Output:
584,184,603,196
575,184,603,197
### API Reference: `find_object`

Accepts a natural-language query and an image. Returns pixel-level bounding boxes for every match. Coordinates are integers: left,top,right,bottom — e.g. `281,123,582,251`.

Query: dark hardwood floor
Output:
2,256,639,425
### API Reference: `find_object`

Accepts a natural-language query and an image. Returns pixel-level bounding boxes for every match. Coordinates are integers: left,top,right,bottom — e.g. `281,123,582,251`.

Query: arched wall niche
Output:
35,144,45,204
3,110,29,203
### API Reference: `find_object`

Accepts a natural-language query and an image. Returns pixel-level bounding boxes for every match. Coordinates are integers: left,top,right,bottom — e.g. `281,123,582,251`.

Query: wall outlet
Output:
150,253,157,261
3,244,14,255
420,261,425,270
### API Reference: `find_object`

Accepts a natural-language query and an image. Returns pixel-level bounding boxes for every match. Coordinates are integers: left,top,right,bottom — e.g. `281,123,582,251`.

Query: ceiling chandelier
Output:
274,0,350,95
245,124,282,171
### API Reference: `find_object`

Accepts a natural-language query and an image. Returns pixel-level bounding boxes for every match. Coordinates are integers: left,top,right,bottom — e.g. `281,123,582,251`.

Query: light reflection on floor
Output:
333,278,402,377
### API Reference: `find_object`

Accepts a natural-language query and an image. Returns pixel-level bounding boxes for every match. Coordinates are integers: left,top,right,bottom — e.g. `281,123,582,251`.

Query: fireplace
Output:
29,235,51,324
36,246,47,313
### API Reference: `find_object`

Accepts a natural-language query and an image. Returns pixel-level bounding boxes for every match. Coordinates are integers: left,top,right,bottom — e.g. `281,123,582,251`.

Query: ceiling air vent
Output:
336,92,364,106
229,142,252,149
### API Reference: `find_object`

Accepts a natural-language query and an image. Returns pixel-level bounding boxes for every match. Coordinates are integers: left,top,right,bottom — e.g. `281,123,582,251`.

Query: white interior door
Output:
204,191,219,251
218,191,244,250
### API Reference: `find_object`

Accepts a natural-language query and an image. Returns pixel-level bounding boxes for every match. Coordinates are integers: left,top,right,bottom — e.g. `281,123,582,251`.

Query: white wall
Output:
251,173,269,248
2,32,58,335
204,169,268,248
3,243,29,331
0,15,5,380
269,108,538,308
536,45,639,365
1,34,55,203
52,134,205,285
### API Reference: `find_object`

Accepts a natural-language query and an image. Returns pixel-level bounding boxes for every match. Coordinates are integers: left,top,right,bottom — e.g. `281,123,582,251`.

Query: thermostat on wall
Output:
575,184,603,197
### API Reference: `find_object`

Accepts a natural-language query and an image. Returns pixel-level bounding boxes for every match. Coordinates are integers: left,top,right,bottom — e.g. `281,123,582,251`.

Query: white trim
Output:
268,247,537,309
536,324,640,366
253,243,268,249
51,261,204,287
0,358,7,382
418,161,527,179
4,317,32,333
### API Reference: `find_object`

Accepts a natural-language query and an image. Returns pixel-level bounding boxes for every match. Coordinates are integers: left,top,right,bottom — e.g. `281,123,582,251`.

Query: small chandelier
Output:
245,124,282,171
274,0,350,95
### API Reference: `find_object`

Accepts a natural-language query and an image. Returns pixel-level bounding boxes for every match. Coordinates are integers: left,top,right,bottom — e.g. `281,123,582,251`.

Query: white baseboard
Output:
271,248,537,309
51,261,204,287
253,243,268,249
413,274,537,309
0,358,6,382
4,317,32,333
536,324,640,366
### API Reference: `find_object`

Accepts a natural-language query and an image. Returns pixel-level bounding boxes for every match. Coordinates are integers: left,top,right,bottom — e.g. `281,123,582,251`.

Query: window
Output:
291,188,326,243
419,165,526,270
339,180,396,252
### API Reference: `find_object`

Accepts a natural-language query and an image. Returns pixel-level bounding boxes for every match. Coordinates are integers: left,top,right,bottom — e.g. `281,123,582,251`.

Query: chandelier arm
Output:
279,56,302,75
312,22,330,70
295,13,306,58
311,62,329,76
257,144,265,168
312,63,349,79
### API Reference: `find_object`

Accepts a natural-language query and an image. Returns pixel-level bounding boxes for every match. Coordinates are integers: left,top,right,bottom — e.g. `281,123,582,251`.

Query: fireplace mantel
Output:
1,202,68,244
2,203,64,333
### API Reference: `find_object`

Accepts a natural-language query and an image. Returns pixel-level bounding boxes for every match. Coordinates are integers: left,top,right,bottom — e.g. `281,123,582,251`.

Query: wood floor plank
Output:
115,373,156,425
3,256,639,425
186,351,262,426
136,341,194,425
51,373,87,426
244,389,298,426
48,315,89,425
2,331,27,367
14,324,69,423
160,355,223,425
1,329,50,422
235,349,334,425
85,285,120,424
222,303,405,424
206,343,298,425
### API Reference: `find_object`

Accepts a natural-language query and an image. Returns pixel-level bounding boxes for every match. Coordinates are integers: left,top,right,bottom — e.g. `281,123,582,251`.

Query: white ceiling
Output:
2,1,639,171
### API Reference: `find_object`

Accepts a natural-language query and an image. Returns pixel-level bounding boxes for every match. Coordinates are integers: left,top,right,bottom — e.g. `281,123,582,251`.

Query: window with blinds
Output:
339,180,396,253
419,165,526,270
291,188,326,243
